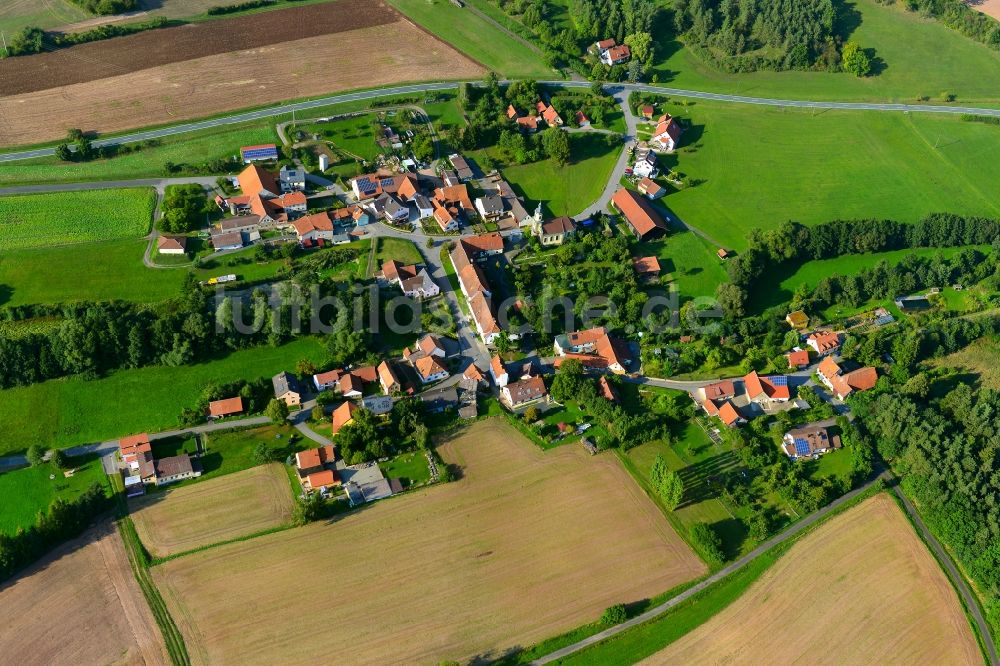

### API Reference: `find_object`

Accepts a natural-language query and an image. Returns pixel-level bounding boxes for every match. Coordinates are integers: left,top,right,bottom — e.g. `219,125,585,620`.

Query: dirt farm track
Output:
0,522,168,666
153,419,706,665
0,0,482,145
639,494,982,666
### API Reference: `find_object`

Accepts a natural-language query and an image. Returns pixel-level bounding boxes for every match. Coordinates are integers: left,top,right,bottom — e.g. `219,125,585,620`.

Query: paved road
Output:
532,471,891,665
892,486,1000,666
573,89,637,223
4,80,999,163
0,175,220,195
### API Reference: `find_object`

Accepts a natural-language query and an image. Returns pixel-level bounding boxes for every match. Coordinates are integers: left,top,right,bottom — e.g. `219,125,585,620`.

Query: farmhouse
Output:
332,401,358,435
210,231,244,251
817,357,878,400
350,172,417,201
651,114,682,152
377,360,402,395
220,164,308,224
637,177,665,200
219,216,262,235
450,233,508,345
292,211,334,243
490,354,509,388
501,375,548,409
782,424,840,460
272,371,304,407
208,396,243,419
596,38,631,65
536,101,563,126
381,259,418,284
154,455,202,486
119,434,155,487
743,370,791,406
611,188,669,241
296,444,340,491
553,326,632,374
118,433,202,489
807,330,841,355
157,235,187,255
786,349,810,369
533,216,576,246
701,380,736,402
240,144,279,163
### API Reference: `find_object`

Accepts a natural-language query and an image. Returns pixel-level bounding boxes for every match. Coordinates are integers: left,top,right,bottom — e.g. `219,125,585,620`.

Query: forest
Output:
672,0,842,71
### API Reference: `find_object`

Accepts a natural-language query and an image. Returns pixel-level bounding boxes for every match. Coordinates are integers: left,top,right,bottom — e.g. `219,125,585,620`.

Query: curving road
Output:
4,80,1000,163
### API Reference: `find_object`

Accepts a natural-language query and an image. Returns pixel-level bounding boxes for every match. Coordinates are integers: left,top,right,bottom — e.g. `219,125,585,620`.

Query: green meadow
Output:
0,455,110,536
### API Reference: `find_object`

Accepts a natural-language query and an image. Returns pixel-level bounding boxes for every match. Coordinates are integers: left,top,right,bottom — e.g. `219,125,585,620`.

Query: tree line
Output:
0,483,112,583
883,0,1000,49
3,17,171,58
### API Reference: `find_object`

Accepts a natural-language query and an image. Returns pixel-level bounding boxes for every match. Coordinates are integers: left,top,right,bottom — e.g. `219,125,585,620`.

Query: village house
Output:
219,164,308,224
278,164,306,192
596,38,631,65
377,360,402,395
153,455,202,486
413,355,450,384
292,211,334,243
535,216,576,246
338,365,377,398
807,330,842,356
313,368,344,392
782,423,840,460
632,255,661,279
450,233,507,345
462,363,487,391
632,152,658,179
501,375,548,409
219,215,262,236
817,357,879,400
786,349,810,370
295,444,340,491
553,326,632,374
421,386,459,413
119,433,155,491
636,177,665,200
210,231,244,251
400,269,439,299
207,396,243,419
272,371,303,407
651,114,682,152
449,154,475,181
405,334,460,361
157,236,187,255
536,100,563,126
743,370,791,407
433,183,474,232
640,104,655,120
717,401,745,427
476,193,506,221
611,188,669,241
332,401,358,435
490,354,509,388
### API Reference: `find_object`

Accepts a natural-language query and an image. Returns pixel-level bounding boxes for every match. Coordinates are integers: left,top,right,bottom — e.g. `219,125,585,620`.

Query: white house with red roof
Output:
596,38,631,65
651,114,682,152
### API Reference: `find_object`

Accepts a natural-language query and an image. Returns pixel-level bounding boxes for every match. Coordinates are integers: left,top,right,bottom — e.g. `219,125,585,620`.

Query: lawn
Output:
386,0,554,78
0,238,188,307
636,231,729,301
481,133,620,217
0,189,155,250
0,337,327,455
0,454,110,535
381,450,431,488
374,236,422,267
0,124,276,186
297,115,380,161
647,0,1000,104
659,100,1000,250
750,245,991,312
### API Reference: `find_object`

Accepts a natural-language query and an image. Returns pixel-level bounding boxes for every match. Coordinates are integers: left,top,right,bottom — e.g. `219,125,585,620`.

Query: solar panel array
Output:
357,178,378,195
241,145,278,160
771,375,788,386
794,438,811,457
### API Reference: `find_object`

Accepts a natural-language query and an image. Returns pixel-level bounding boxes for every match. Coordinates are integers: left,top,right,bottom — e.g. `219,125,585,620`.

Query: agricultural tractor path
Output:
4,81,1000,163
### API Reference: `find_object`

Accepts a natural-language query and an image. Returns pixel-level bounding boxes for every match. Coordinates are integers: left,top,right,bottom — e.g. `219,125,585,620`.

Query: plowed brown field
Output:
153,419,706,665
639,494,981,666
0,521,168,665
131,463,294,558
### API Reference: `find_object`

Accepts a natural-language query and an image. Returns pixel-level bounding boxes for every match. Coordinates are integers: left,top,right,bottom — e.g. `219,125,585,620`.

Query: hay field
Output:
153,419,705,664
131,463,294,558
639,494,980,666
0,522,168,665
0,15,482,145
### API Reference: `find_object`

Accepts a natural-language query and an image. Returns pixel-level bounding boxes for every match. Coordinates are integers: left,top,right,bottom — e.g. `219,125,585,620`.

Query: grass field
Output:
0,454,109,536
0,188,155,250
0,337,326,455
0,522,169,665
0,124,276,185
387,0,554,78
374,236,423,266
153,419,705,664
0,0,89,33
750,245,991,312
657,101,1000,250
381,450,431,488
478,133,620,217
931,336,1000,390
635,231,729,301
0,238,186,307
637,494,981,665
646,0,1000,104
131,463,294,558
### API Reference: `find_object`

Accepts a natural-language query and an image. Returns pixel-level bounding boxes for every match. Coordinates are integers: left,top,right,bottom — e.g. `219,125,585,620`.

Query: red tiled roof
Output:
208,396,243,417
808,330,841,353
314,369,343,386
606,44,630,61
632,256,661,275
597,376,619,403
637,178,663,196
703,380,735,400
786,349,810,368
331,401,358,434
702,399,720,416
611,188,668,239
541,105,561,125
491,354,506,378
157,235,186,251
464,363,485,381
351,365,377,384
238,164,279,197
718,401,742,426
516,116,539,130
292,211,332,236
817,356,842,380
377,360,400,389
469,291,500,336
596,38,616,49
575,110,589,124
415,355,448,381
306,469,340,489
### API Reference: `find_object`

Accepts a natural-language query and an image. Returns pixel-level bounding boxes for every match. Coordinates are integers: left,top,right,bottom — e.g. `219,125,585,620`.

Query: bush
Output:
689,522,726,566
601,603,628,625
26,445,45,467
207,0,276,15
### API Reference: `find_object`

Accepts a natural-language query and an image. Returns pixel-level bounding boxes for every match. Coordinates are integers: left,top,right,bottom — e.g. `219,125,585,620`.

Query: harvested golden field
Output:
131,463,294,558
639,494,981,666
0,522,168,665
0,20,481,145
154,419,705,664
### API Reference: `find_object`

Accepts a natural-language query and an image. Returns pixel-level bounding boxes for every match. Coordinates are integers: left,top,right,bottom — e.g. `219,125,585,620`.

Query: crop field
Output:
0,1,482,146
0,238,186,307
0,522,168,665
152,419,705,664
0,188,155,250
0,337,326,455
638,494,981,665
660,101,1000,250
131,463,294,558
645,0,1000,104
479,133,620,217
0,124,276,186
0,454,109,536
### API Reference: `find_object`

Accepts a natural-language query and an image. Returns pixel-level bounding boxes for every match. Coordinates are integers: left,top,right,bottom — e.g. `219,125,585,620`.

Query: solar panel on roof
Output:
241,146,278,160
794,438,810,456
771,375,788,386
